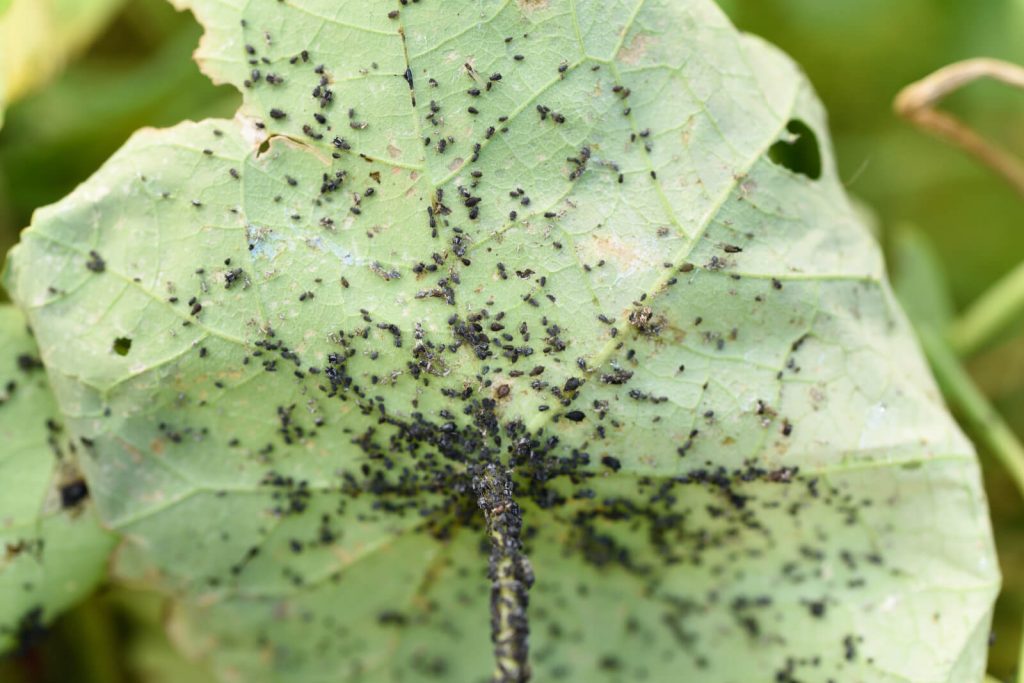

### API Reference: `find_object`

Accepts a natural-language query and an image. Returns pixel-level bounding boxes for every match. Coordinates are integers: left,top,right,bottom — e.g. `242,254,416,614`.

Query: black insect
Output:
60,479,89,509
85,251,105,273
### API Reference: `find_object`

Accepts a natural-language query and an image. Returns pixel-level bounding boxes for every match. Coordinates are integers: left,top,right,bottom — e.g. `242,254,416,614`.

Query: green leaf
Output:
950,260,1024,358
0,304,115,654
4,1,998,681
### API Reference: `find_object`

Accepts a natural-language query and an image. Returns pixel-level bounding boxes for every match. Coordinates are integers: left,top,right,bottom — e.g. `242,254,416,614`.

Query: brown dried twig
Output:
895,58,1024,197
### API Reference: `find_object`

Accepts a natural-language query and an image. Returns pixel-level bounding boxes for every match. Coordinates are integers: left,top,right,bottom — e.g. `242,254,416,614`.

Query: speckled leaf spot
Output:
0,305,115,653
2,0,999,681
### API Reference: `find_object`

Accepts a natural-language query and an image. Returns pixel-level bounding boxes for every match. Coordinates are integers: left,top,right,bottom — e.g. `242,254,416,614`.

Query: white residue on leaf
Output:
237,113,269,150
311,237,362,266
878,594,901,613
246,224,282,260
858,401,892,451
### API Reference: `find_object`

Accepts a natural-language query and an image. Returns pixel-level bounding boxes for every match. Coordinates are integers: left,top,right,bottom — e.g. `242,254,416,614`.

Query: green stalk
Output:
920,328,1024,497
949,260,1024,358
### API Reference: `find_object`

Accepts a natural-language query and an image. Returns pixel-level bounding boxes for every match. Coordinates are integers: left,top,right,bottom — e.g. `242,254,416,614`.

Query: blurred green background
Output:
0,0,1023,680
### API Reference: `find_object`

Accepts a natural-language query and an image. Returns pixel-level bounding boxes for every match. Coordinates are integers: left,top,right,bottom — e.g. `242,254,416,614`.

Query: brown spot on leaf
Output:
618,33,656,66
517,0,549,11
580,232,656,275
5,540,28,560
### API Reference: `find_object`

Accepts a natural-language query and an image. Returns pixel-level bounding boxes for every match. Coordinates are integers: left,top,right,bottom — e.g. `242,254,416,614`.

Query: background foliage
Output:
0,0,1022,681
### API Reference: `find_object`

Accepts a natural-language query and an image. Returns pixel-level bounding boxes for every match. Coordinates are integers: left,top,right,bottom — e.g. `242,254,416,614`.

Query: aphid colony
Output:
27,2,900,682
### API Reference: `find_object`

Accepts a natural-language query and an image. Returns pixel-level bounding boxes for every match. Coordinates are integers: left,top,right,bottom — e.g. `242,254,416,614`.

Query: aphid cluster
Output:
5,1,949,681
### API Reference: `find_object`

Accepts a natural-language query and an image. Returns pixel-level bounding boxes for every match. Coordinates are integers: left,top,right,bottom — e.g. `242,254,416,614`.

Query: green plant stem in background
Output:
951,260,1024,359
921,327,1024,498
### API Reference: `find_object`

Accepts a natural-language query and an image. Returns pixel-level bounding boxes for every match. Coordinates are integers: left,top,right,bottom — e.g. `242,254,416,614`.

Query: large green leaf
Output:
3,0,998,681
0,305,115,653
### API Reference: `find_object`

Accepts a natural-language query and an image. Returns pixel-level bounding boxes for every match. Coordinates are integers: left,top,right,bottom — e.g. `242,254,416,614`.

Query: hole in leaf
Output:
768,119,822,180
112,337,132,356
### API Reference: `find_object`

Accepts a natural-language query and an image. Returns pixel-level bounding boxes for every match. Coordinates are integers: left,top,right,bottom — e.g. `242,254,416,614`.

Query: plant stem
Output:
473,463,534,683
895,58,1024,198
920,328,1024,498
949,259,1024,358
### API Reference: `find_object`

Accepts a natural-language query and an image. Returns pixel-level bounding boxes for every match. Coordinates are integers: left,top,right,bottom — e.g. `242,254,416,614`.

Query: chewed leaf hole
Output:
768,119,822,180
112,337,132,356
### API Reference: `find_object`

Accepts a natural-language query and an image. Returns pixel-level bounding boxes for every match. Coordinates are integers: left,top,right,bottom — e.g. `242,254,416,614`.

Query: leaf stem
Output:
895,58,1024,198
473,463,534,683
949,259,1024,357
919,328,1024,498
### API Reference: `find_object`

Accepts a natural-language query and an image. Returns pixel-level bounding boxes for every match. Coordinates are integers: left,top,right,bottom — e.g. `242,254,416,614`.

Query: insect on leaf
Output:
0,305,116,654
3,0,999,681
